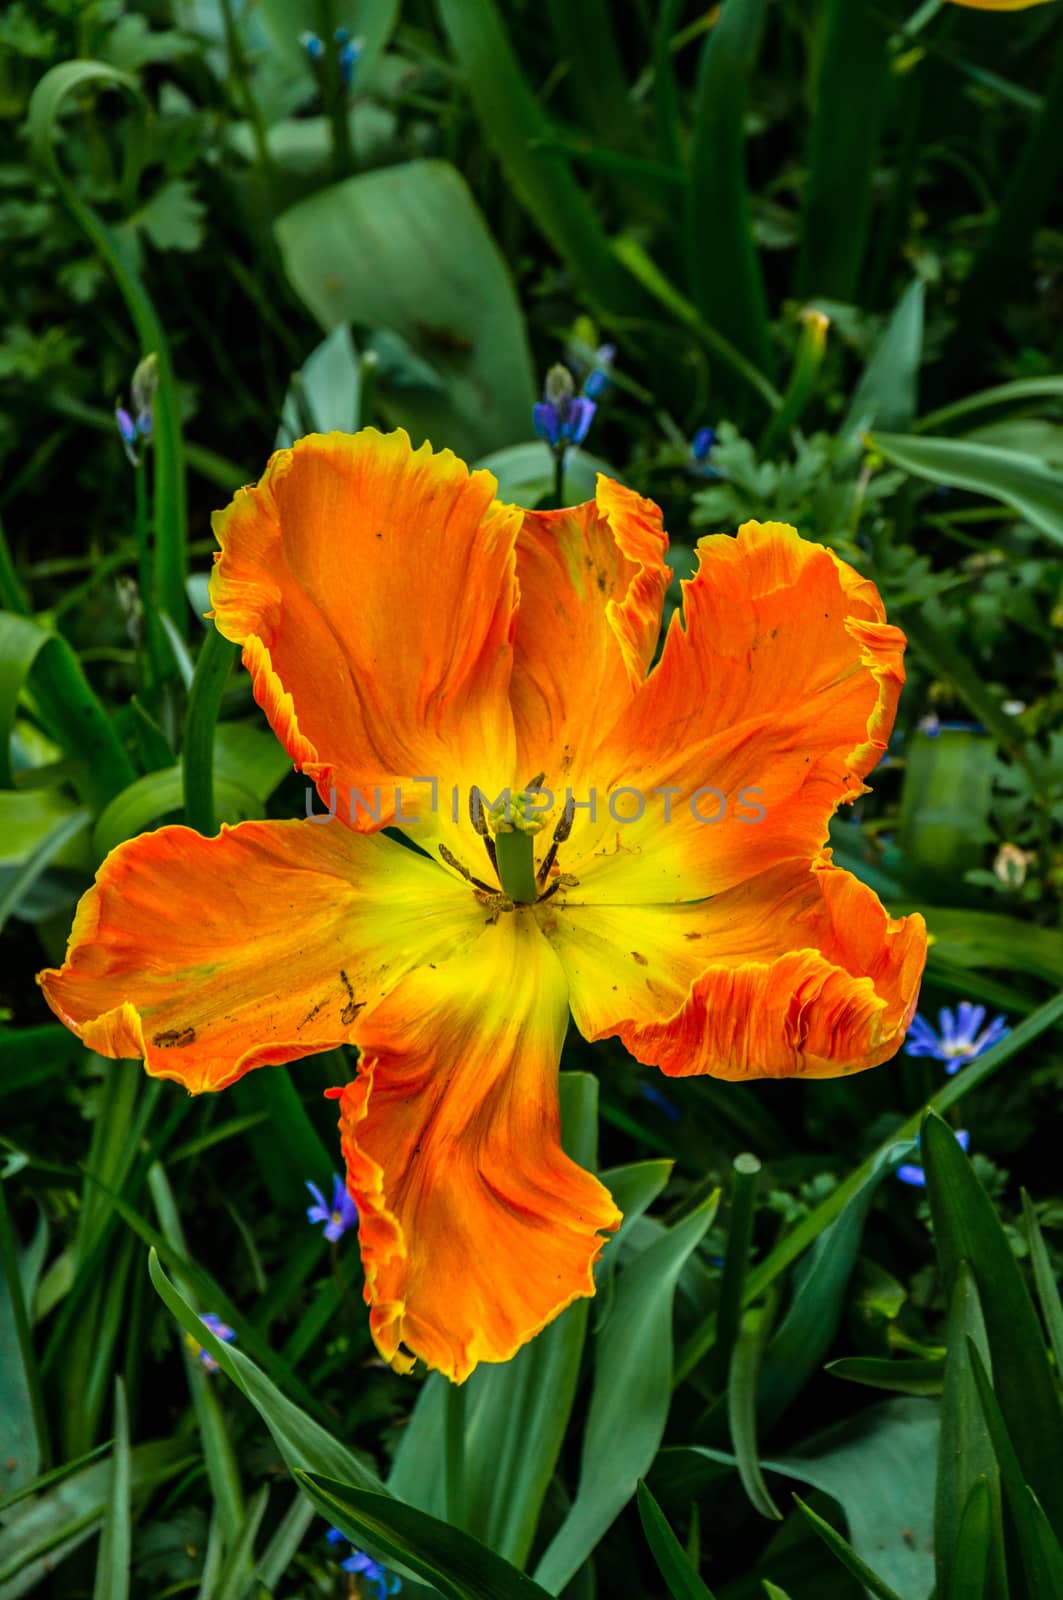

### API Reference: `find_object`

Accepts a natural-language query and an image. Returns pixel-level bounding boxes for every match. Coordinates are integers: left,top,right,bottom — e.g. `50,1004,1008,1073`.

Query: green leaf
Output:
1021,1192,1063,1378
934,1263,1003,1600
790,1495,903,1600
533,1192,719,1595
636,1481,717,1600
796,0,890,301
871,431,1063,547
0,807,90,934
922,1111,1063,1538
148,1251,385,1494
434,0,639,320
0,1440,187,1594
92,1381,130,1600
917,374,1063,435
182,625,237,836
667,1397,938,1600
843,280,925,441
211,1484,270,1600
686,0,774,384
728,1305,782,1522
0,612,135,808
27,62,187,632
389,1075,614,1566
276,160,535,458
475,443,614,511
826,1357,944,1396
897,727,996,876
966,1338,1063,1596
947,1477,991,1600
0,1184,47,1493
277,324,362,447
295,1472,553,1600
91,769,260,858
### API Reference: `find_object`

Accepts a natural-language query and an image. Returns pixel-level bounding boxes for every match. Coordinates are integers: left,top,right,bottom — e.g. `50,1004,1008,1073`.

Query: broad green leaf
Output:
92,768,260,858
296,1472,553,1600
277,324,361,448
534,1192,719,1595
897,727,996,876
934,1264,1003,1600
0,612,134,807
148,1251,385,1494
0,791,87,868
475,443,615,511
636,1481,717,1600
843,280,925,441
0,809,90,933
665,1398,938,1600
913,908,1063,985
871,432,1063,546
276,160,535,458
686,0,773,384
213,722,292,805
922,1112,1063,1537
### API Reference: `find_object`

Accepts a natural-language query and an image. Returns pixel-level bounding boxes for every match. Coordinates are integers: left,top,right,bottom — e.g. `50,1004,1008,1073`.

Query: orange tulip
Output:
947,1,1055,9
39,429,926,1383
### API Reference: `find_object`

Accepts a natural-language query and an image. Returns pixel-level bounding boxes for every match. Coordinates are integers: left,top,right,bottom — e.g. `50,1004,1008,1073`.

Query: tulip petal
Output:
512,477,670,787
948,1,1054,11
210,429,521,836
543,855,926,1078
333,911,621,1382
563,520,905,903
38,820,486,1094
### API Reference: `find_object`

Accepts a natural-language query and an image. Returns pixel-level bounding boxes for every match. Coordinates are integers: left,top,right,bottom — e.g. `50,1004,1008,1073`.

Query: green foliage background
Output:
2,0,1063,1596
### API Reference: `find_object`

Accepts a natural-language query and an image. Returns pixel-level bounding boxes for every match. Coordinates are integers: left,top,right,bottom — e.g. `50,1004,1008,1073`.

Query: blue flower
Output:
897,1128,970,1188
300,28,324,60
190,1312,236,1372
533,364,596,452
582,343,616,400
326,1530,401,1595
690,426,716,464
904,1004,1009,1074
306,1174,359,1242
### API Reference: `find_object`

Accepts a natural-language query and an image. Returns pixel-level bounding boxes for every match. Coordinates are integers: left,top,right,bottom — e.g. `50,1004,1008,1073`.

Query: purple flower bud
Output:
564,396,596,445
533,401,562,448
115,406,136,445
583,368,608,400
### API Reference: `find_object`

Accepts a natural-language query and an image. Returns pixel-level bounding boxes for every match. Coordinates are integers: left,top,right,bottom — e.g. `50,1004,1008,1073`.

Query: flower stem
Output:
552,446,566,510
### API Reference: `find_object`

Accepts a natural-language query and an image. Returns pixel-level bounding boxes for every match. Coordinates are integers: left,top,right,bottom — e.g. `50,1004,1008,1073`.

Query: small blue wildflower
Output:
192,1312,236,1372
300,28,324,60
338,37,362,87
533,364,596,452
326,1530,401,1595
904,1004,1009,1074
897,1128,970,1188
691,426,716,464
582,343,616,400
334,25,350,42
306,1174,359,1242
115,405,138,465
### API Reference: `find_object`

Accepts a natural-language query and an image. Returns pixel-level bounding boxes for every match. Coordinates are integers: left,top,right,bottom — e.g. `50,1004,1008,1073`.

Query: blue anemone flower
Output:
306,1174,359,1241
904,1004,1009,1074
897,1128,970,1188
